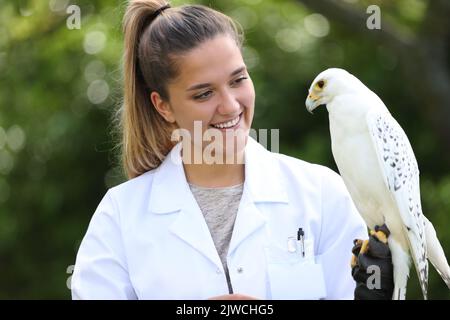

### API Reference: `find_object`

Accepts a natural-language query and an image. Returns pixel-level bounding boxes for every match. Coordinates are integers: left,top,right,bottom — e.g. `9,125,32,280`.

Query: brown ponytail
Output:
118,0,243,179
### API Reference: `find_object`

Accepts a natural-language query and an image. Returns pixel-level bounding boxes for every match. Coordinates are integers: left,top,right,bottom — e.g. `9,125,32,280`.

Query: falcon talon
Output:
360,239,370,255
374,230,388,244
351,254,358,268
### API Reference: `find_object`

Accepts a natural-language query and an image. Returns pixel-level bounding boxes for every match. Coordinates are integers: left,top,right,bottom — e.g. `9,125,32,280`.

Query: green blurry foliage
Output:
0,0,448,299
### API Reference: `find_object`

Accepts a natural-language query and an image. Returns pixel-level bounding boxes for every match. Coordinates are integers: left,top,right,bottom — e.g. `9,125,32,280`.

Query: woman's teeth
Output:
211,114,240,129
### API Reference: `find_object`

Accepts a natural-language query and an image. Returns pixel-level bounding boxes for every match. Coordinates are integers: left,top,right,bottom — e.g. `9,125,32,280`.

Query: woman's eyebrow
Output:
186,66,247,91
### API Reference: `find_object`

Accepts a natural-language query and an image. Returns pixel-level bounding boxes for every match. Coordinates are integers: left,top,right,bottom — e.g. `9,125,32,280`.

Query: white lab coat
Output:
71,137,367,300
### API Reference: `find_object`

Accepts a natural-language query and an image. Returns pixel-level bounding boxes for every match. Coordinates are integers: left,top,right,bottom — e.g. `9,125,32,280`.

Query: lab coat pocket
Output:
265,244,327,300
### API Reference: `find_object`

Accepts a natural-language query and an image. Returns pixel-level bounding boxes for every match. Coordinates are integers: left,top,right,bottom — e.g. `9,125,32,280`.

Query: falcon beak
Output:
305,92,321,114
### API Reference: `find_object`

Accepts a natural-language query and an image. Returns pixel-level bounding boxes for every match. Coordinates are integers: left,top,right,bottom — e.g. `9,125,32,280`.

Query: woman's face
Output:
152,34,255,163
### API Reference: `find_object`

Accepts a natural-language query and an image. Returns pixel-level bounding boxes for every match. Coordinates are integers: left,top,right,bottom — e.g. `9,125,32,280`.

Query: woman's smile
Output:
209,111,243,130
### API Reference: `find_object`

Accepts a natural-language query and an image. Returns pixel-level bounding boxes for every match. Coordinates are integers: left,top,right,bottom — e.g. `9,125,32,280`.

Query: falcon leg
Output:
388,237,411,300
370,224,389,244
352,226,386,267
393,287,406,300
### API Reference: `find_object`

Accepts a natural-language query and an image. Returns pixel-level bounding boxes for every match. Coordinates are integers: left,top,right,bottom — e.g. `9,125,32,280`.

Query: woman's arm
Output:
315,167,369,299
71,191,137,299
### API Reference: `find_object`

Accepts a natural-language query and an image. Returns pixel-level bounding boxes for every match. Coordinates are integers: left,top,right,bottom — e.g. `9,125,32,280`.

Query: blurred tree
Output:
0,0,448,299
298,0,450,162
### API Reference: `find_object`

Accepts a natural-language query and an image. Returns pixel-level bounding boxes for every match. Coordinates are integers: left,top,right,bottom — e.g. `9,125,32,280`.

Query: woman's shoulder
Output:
271,151,343,187
248,138,343,189
89,169,160,228
107,169,157,203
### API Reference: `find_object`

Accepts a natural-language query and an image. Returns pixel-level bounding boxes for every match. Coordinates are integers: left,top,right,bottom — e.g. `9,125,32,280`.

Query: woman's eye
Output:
194,91,212,100
193,77,247,100
233,76,248,85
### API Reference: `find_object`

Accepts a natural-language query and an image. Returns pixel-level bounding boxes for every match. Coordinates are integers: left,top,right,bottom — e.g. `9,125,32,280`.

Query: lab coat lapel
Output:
148,142,223,270
147,137,290,268
169,203,223,270
228,137,289,255
227,189,266,256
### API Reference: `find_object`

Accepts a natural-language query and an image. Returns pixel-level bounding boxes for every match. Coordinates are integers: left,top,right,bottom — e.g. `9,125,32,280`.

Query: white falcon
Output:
305,68,450,299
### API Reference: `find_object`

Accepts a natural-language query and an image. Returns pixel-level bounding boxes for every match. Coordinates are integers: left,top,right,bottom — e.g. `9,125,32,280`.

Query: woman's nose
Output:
217,90,240,114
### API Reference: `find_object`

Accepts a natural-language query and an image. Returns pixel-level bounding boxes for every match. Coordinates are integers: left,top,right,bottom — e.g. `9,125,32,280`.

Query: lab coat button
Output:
237,267,244,274
216,268,222,274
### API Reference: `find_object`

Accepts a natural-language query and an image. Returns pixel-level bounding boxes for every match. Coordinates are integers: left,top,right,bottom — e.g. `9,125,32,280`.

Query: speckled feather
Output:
367,110,429,299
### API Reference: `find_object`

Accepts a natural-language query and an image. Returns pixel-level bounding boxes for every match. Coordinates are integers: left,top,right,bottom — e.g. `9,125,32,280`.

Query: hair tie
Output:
152,4,171,19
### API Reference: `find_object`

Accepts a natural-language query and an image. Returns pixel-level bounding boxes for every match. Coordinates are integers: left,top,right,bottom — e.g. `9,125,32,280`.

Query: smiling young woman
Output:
70,0,391,300
150,33,255,187
120,1,253,186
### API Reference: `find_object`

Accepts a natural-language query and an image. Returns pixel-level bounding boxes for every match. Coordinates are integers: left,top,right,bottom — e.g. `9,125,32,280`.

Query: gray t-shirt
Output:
188,182,244,294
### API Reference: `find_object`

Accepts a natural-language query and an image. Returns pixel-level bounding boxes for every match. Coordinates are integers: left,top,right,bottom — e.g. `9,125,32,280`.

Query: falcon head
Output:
305,68,363,114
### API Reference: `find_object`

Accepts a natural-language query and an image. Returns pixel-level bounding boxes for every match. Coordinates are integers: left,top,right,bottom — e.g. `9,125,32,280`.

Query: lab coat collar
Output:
147,136,289,214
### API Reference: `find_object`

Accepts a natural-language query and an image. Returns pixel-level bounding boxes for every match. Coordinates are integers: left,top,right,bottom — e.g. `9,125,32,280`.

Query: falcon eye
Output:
317,80,325,89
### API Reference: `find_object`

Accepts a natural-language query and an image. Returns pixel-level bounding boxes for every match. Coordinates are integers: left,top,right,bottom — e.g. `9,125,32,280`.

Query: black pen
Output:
297,228,305,257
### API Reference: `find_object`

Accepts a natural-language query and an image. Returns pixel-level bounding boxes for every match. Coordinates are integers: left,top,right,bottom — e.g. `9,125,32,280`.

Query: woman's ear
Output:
150,91,176,123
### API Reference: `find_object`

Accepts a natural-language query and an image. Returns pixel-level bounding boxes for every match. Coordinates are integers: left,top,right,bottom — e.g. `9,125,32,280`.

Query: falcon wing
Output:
366,109,428,299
